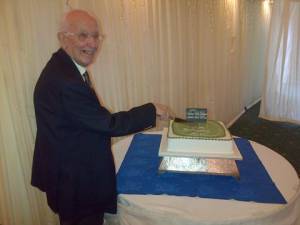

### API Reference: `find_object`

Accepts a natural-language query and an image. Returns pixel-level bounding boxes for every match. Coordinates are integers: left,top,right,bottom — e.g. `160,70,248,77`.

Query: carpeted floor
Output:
229,102,300,177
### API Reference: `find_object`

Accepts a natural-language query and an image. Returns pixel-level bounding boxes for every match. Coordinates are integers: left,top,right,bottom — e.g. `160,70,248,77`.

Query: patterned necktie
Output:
83,71,92,87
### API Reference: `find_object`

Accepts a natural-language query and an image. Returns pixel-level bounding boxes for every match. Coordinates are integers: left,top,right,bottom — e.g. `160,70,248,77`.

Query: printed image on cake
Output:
166,119,234,156
171,120,226,138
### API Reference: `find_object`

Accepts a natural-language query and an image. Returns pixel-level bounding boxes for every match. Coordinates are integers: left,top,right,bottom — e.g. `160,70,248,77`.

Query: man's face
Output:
62,15,101,67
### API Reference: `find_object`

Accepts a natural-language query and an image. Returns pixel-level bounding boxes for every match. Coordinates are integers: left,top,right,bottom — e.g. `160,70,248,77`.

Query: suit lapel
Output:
54,48,98,98
55,49,85,84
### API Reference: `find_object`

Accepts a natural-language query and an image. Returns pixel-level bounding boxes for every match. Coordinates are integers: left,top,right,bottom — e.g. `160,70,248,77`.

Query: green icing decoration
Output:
172,120,225,138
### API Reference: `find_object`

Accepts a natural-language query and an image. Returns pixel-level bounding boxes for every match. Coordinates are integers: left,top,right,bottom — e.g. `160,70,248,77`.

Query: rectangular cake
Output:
167,119,234,155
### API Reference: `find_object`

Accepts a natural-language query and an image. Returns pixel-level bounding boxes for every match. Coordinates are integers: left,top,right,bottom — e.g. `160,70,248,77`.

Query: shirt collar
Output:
72,59,87,76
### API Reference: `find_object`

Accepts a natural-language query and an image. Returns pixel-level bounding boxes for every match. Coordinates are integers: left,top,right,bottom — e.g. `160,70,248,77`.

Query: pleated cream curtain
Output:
88,0,269,122
0,1,270,225
260,0,300,124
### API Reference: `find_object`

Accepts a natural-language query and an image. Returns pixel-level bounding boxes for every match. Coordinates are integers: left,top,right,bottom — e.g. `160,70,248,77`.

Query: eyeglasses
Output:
64,32,105,42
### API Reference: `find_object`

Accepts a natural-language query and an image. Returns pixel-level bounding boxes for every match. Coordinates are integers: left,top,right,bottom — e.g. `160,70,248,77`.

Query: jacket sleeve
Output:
61,82,156,136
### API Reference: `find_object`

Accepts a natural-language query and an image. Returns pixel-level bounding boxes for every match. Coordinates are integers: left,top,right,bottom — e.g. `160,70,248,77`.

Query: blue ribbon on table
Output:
117,134,286,204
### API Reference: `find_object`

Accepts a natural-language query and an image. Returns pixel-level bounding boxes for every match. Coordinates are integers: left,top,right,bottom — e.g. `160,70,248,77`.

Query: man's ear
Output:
57,32,67,49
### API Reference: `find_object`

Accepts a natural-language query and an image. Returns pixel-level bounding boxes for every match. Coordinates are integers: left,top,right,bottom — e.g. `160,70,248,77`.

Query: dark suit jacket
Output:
31,48,156,220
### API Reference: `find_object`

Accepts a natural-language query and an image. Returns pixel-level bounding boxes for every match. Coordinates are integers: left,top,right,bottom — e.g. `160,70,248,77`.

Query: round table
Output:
106,132,300,225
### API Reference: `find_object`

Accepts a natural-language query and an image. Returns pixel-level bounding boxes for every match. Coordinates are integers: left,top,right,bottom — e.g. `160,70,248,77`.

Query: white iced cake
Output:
167,120,234,155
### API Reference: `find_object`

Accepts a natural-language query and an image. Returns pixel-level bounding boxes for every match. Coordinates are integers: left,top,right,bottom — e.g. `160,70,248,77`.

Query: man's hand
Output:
153,103,174,120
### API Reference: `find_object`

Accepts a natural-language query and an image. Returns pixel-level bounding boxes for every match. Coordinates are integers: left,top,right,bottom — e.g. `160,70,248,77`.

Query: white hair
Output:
58,9,100,33
58,12,70,33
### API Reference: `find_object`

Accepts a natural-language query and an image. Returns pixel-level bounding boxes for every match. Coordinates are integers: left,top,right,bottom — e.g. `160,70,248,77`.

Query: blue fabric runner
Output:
117,134,286,204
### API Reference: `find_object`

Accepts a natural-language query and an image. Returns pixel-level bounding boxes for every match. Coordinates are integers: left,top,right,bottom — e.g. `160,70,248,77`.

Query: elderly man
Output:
31,9,171,225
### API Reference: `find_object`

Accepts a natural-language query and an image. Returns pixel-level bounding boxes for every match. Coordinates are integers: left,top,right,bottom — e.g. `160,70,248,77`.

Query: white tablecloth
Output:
105,132,300,225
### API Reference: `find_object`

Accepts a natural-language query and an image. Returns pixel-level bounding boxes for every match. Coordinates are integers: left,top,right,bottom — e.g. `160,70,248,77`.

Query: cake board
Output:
158,128,242,178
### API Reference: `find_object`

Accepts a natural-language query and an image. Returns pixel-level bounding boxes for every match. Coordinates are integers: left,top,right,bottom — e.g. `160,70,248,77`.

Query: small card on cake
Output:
186,108,207,122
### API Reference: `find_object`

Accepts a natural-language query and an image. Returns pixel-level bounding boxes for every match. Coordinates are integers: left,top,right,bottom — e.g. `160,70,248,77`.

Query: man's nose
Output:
86,36,98,47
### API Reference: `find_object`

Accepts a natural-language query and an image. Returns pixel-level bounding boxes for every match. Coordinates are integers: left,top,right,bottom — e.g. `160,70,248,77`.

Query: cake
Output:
166,119,234,155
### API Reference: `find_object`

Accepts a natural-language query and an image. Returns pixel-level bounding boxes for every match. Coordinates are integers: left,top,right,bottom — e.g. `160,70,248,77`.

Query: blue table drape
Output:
117,134,286,204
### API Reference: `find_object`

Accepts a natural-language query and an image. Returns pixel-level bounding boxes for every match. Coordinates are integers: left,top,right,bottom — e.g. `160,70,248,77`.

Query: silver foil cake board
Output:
158,156,240,178
158,128,243,160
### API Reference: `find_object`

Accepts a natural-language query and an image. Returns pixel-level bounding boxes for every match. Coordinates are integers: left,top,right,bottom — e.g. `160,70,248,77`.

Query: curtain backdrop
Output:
0,1,270,225
260,0,300,124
